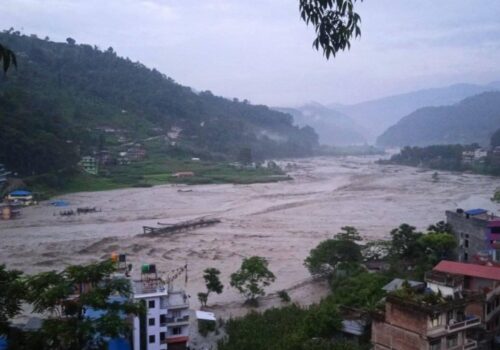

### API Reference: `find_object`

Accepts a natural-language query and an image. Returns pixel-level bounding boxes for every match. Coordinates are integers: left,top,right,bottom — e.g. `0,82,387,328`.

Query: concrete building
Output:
433,261,500,349
446,209,500,263
372,274,481,350
79,156,99,175
132,264,190,350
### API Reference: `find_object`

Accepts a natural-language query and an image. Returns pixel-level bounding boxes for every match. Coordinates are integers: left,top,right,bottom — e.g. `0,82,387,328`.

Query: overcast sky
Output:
2,0,500,106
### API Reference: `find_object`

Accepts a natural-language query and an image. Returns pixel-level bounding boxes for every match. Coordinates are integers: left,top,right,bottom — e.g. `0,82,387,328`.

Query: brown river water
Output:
1,156,499,317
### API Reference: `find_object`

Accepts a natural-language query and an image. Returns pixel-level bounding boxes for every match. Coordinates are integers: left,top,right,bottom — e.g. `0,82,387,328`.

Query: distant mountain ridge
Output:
274,103,366,146
330,82,500,142
376,92,500,147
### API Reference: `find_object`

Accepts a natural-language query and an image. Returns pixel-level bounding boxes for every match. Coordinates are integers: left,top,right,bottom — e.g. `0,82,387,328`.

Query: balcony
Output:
160,335,189,345
160,315,190,327
464,340,478,349
166,315,190,325
425,271,464,288
427,316,481,338
447,317,481,332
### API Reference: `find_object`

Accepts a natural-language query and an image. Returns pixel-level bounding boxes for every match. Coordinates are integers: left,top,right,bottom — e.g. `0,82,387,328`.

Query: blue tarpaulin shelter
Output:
465,208,487,216
50,200,69,207
9,190,32,197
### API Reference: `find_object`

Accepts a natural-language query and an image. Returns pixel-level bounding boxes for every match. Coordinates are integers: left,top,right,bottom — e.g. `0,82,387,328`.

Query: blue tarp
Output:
108,338,131,350
465,208,487,216
9,190,32,196
51,200,69,207
0,336,7,350
83,296,131,350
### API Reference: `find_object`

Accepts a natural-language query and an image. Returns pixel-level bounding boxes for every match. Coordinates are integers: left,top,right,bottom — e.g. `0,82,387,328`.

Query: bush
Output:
278,290,291,303
198,319,216,337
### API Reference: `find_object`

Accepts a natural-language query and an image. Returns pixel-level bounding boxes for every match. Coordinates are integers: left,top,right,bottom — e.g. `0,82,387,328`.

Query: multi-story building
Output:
79,156,99,175
446,209,500,263
433,260,500,349
132,264,190,350
372,274,481,350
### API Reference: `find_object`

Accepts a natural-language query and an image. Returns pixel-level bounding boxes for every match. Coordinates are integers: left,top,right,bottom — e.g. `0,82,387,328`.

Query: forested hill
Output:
376,92,500,147
0,31,318,176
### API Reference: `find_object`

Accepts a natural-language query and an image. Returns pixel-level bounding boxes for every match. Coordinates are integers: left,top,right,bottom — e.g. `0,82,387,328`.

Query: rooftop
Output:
434,260,500,281
465,208,488,216
133,278,167,295
382,278,423,292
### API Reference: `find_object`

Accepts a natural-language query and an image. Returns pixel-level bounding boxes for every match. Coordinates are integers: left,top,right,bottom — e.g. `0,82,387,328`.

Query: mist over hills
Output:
274,103,366,146
377,91,500,147
331,82,500,142
0,32,318,176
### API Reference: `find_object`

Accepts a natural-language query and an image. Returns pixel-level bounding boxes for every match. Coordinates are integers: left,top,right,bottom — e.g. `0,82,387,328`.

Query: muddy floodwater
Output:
1,156,499,317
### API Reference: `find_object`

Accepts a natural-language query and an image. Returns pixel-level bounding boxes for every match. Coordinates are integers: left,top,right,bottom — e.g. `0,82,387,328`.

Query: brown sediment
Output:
1,155,499,318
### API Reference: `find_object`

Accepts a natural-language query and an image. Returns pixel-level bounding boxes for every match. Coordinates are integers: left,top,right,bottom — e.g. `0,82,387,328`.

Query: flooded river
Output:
1,156,499,317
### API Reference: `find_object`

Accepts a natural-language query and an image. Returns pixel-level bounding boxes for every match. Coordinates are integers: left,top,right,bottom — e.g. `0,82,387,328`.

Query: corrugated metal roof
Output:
465,208,488,216
433,260,500,281
382,278,423,292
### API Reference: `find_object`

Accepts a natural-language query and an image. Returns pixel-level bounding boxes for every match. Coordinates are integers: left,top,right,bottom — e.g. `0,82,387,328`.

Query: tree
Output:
330,271,389,310
334,226,361,241
198,292,208,307
66,37,76,45
389,224,422,261
200,267,223,307
237,147,253,165
230,256,275,303
299,0,363,59
0,265,25,335
24,260,142,350
304,239,362,277
418,232,457,265
0,43,17,72
427,221,454,235
301,301,342,339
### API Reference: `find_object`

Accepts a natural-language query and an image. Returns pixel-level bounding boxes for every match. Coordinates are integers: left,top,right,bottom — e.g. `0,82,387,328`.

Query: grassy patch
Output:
29,157,290,197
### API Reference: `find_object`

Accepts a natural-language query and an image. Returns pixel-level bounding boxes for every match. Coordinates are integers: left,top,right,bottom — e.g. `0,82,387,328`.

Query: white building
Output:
132,264,190,350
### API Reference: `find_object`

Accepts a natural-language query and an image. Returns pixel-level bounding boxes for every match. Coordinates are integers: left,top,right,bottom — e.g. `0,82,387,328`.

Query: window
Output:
160,332,166,341
172,327,182,335
464,252,468,261
148,300,155,309
148,318,155,326
149,335,155,344
430,340,441,350
160,314,166,325
447,335,458,348
464,239,469,248
430,316,440,327
172,310,181,318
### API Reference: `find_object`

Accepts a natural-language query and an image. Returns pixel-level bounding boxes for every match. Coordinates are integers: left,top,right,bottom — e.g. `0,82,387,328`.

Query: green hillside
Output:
376,92,500,147
0,31,318,178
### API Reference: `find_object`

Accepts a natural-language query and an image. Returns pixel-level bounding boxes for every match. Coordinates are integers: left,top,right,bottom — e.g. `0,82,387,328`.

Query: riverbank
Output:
26,157,291,199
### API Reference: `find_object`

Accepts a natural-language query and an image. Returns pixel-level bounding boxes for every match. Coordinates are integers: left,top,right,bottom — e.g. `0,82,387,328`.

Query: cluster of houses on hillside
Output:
79,142,148,176
462,146,500,167
370,208,500,350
